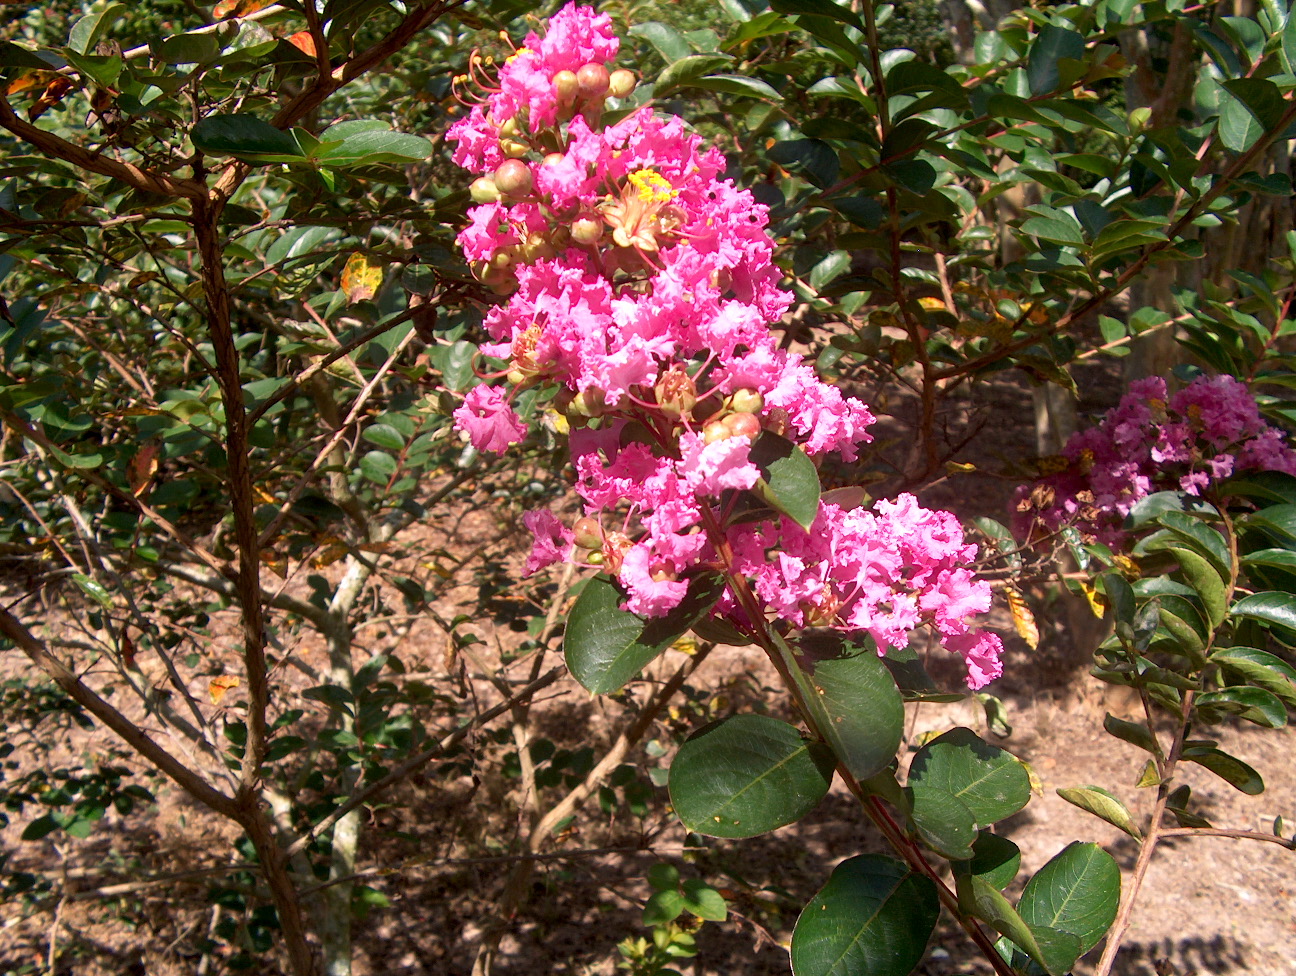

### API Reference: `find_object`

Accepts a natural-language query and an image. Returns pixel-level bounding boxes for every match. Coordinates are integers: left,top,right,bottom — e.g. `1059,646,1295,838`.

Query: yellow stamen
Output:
627,168,676,203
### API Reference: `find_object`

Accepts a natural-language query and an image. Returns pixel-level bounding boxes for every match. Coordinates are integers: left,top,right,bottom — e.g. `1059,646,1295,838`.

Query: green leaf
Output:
359,450,397,485
362,423,406,452
952,831,1021,890
957,874,1078,975
791,855,938,976
1056,785,1142,839
21,813,60,841
1027,26,1085,95
681,879,728,921
768,139,839,190
909,783,977,858
1155,510,1232,578
629,21,691,62
908,727,1031,826
778,634,904,781
1217,78,1285,153
644,888,686,925
1196,686,1287,728
69,3,125,55
564,575,723,694
1283,3,1296,74
656,54,733,92
192,115,304,163
1021,206,1085,247
71,573,114,610
809,250,851,292
314,124,435,166
151,33,220,65
1102,713,1158,755
669,714,836,838
1018,842,1120,959
685,74,782,101
1182,743,1264,794
769,0,865,31
1210,646,1296,707
749,432,821,529
1231,591,1296,633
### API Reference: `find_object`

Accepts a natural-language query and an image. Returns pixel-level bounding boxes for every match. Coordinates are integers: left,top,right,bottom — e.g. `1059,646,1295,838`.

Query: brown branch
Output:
0,94,204,200
0,606,239,819
1157,826,1296,848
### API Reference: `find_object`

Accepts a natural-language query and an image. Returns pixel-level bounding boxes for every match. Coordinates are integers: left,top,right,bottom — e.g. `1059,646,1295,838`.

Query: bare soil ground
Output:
1,363,1293,976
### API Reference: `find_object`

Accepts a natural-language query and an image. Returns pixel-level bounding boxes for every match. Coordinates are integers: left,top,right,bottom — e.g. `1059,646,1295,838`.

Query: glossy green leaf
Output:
643,888,685,925
1196,686,1287,728
1018,842,1120,958
629,21,691,62
669,714,836,838
770,0,865,31
780,635,904,782
1231,591,1296,633
750,432,821,529
1102,714,1158,755
1154,510,1231,577
69,3,125,55
1167,547,1227,629
792,855,937,976
1182,743,1264,794
686,74,782,101
564,574,723,694
1027,26,1085,95
952,830,1021,890
314,125,434,166
1210,646,1296,707
908,727,1030,826
362,423,406,452
192,114,304,163
1056,785,1142,839
681,879,728,921
958,874,1079,975
909,783,977,859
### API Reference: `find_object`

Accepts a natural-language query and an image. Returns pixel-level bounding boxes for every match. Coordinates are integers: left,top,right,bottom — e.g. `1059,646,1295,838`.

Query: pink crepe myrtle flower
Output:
522,509,574,576
453,384,527,454
1015,373,1296,546
447,4,1004,689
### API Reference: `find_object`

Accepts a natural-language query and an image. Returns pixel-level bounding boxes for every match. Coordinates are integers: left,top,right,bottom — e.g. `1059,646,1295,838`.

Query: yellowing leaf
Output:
286,30,318,57
340,252,384,303
213,0,274,17
128,444,159,498
1005,585,1039,650
259,550,288,578
1079,580,1105,619
209,675,240,705
312,542,348,567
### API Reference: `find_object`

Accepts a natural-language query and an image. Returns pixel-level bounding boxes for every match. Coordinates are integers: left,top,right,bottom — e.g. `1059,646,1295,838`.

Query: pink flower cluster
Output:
449,5,1003,688
1016,374,1296,546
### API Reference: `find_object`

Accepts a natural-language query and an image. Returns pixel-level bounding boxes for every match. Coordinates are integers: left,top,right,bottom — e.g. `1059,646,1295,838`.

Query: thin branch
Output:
1157,826,1295,848
0,606,240,819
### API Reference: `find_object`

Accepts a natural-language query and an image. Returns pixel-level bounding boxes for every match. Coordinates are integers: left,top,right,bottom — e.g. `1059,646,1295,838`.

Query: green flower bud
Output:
608,68,636,98
570,216,603,245
493,159,533,198
553,69,579,103
727,389,764,414
469,177,501,204
576,63,610,98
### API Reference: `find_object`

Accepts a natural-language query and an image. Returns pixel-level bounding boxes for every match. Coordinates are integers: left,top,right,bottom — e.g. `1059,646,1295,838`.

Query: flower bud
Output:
488,248,513,270
568,388,606,419
506,368,528,386
728,388,764,414
552,69,579,103
499,116,521,139
570,216,603,245
608,68,636,99
723,412,762,440
500,138,530,159
702,420,730,445
572,517,603,550
576,63,610,98
469,177,501,204
494,159,533,198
